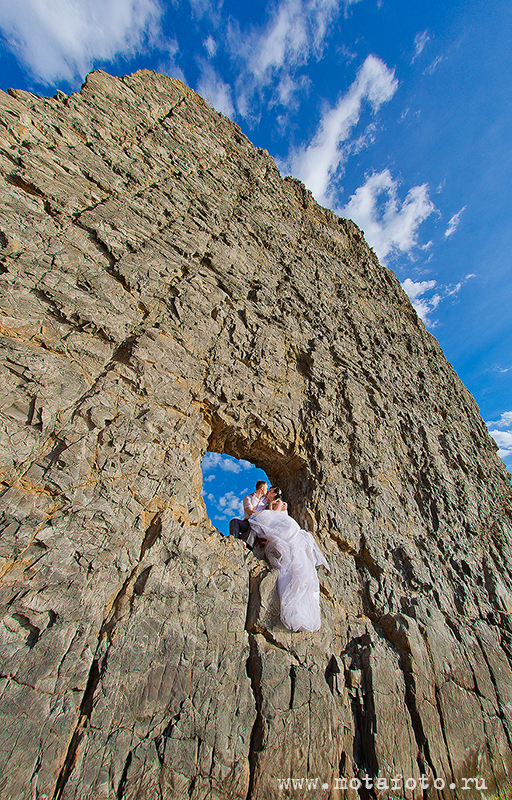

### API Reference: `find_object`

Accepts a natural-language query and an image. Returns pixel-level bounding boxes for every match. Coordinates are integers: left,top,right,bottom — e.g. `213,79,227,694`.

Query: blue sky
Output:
201,453,269,536
1,0,511,527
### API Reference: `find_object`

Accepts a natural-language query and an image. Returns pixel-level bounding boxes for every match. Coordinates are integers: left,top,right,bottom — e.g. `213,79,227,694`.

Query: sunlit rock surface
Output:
1,70,512,800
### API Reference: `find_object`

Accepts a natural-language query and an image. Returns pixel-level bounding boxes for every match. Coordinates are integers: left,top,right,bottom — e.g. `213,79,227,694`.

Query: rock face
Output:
1,70,512,800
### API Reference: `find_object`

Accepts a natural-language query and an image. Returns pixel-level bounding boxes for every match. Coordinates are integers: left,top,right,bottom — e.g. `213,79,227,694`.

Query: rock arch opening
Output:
204,415,314,532
201,452,269,536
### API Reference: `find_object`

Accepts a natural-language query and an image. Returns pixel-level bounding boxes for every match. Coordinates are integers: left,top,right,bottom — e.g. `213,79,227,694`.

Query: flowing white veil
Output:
248,510,329,632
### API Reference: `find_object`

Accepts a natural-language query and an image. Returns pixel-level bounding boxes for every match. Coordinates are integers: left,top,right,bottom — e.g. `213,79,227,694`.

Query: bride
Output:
248,494,330,632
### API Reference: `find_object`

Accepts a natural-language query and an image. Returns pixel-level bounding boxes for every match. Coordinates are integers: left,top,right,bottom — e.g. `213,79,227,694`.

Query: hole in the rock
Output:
201,453,270,536
200,420,313,535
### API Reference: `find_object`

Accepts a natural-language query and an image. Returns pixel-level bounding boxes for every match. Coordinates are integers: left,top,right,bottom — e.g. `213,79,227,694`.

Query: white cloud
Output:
487,429,512,461
412,30,430,62
247,0,339,81
203,34,217,57
444,206,466,238
201,452,254,474
487,411,512,429
401,278,441,325
0,0,162,85
344,0,364,11
218,491,244,516
443,273,475,298
424,54,444,76
401,273,476,327
401,278,437,301
157,38,186,84
231,0,344,117
275,73,311,109
197,61,235,117
202,452,242,472
220,459,243,473
340,169,435,264
283,56,398,204
202,452,223,471
188,0,217,17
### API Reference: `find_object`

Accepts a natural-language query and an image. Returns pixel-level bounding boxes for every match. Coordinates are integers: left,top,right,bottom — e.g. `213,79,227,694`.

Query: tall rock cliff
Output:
1,70,512,800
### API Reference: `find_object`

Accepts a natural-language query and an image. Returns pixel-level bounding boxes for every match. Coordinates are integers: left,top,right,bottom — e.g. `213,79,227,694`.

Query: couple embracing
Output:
229,480,329,632
229,480,285,549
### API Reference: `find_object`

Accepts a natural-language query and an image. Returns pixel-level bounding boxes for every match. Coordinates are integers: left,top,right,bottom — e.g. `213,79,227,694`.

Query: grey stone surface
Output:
1,69,512,799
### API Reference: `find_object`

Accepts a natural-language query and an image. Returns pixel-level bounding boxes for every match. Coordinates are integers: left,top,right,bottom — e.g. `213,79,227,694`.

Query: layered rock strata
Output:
1,70,512,800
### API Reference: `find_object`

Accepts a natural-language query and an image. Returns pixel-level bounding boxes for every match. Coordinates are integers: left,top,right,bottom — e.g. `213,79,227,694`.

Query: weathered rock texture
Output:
1,70,512,800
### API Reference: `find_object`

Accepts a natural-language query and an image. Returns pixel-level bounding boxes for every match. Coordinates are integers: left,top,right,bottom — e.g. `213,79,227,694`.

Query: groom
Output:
229,481,276,548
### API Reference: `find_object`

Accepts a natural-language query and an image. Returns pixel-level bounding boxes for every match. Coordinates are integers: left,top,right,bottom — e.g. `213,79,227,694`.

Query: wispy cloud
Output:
280,49,434,266
188,0,216,16
157,38,186,84
201,489,244,520
247,0,339,79
202,453,253,474
218,491,245,516
487,411,512,464
487,430,512,462
424,54,444,76
231,0,343,117
445,273,476,297
340,169,435,264
401,273,475,327
282,55,398,204
197,60,235,117
0,0,162,85
401,278,441,325
203,34,217,58
412,30,430,63
487,411,512,428
444,206,466,238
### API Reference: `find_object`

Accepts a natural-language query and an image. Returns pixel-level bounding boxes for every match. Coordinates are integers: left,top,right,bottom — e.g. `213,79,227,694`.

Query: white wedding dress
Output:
248,510,330,632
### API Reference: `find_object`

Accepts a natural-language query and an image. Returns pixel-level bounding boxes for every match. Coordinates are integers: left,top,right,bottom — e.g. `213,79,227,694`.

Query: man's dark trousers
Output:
229,518,250,539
